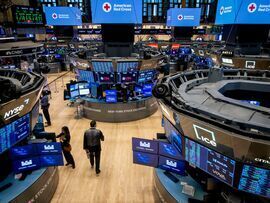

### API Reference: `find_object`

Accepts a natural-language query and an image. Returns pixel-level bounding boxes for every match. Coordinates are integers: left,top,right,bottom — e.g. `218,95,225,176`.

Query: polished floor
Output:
45,72,164,203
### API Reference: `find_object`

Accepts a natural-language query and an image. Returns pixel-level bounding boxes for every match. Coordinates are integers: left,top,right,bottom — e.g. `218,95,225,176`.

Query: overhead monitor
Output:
44,7,82,26
132,137,158,154
215,0,270,24
117,72,137,84
117,61,139,72
158,155,186,175
133,151,158,167
159,142,182,160
91,0,142,24
92,61,114,72
166,8,201,27
97,72,115,84
12,6,44,27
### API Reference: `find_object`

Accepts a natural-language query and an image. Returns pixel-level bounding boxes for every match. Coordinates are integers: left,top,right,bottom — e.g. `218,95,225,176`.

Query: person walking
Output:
40,90,51,126
57,126,75,169
83,120,104,175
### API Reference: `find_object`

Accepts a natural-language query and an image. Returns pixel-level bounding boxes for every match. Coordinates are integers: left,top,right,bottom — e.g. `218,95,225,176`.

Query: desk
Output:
82,97,158,122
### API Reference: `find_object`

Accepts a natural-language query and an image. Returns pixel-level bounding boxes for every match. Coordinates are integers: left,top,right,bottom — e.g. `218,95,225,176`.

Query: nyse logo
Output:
140,141,150,148
103,2,112,12
166,160,177,167
4,99,30,120
44,145,55,150
193,124,217,147
21,160,33,167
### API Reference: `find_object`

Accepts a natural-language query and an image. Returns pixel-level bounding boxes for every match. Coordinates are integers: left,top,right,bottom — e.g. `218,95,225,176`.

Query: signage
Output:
44,7,82,26
91,0,142,24
36,143,62,155
216,0,270,24
4,98,30,121
0,46,44,58
166,8,201,27
12,6,44,27
245,61,256,69
13,157,40,173
132,137,158,154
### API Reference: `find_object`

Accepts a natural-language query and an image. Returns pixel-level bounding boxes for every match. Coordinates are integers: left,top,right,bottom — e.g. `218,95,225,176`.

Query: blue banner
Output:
216,0,270,24
166,8,201,27
44,7,82,26
91,0,142,24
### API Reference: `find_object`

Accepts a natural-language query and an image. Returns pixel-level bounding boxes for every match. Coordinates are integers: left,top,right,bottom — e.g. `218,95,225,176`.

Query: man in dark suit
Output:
83,120,104,175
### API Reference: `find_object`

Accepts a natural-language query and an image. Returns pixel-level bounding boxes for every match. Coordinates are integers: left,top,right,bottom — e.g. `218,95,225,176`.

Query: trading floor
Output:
46,73,163,203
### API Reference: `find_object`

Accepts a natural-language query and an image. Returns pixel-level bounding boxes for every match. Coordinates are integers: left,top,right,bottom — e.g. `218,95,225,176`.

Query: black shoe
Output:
72,165,75,169
65,163,71,166
96,170,101,175
45,122,51,127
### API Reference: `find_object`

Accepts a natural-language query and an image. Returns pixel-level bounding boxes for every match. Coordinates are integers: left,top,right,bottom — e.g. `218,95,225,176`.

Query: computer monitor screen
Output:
185,138,236,186
92,61,114,72
238,165,270,198
78,70,95,83
159,142,182,160
132,137,158,154
135,86,143,93
133,151,158,167
0,113,31,154
117,72,137,83
79,89,90,96
106,95,117,103
163,117,184,156
36,143,62,155
70,90,79,98
78,82,90,96
12,157,40,173
70,84,78,91
39,154,64,167
138,70,156,83
97,72,115,84
10,145,36,160
158,155,186,175
105,90,117,96
117,61,139,72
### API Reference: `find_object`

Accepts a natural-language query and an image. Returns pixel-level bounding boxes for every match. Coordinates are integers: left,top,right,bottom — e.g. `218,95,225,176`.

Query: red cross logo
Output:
103,2,112,12
248,3,257,13
52,13,57,19
178,15,183,21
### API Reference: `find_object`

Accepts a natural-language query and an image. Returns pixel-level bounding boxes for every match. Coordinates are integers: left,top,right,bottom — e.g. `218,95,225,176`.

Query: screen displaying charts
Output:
0,114,31,154
78,70,95,83
92,61,113,72
185,138,236,186
238,165,270,198
12,6,44,26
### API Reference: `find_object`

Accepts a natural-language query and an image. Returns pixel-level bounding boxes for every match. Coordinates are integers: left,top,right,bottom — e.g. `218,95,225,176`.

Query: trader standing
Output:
41,90,51,126
83,120,104,175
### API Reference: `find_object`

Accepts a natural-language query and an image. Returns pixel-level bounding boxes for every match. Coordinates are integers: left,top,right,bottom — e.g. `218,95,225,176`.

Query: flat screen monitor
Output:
142,90,152,97
238,165,270,198
159,141,182,160
44,7,82,26
10,145,36,160
105,90,117,96
117,72,137,83
138,70,156,83
97,72,115,84
78,82,90,96
0,113,31,154
12,6,44,27
79,89,90,96
39,154,64,167
158,155,186,175
185,138,236,186
135,86,143,93
117,61,139,72
166,8,201,27
12,157,40,173
36,143,62,155
70,84,78,92
70,90,79,98
92,61,114,72
163,117,184,156
133,151,158,167
132,137,158,154
78,70,95,83
106,95,117,103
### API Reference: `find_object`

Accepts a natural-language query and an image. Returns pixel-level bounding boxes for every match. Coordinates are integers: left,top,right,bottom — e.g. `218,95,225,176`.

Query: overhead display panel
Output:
215,0,270,24
166,8,201,27
44,7,82,26
91,0,142,24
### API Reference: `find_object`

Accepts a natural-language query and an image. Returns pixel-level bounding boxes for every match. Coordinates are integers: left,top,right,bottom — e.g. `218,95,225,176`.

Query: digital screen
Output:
117,72,137,83
242,100,260,106
12,6,44,26
13,157,40,173
36,143,62,155
238,165,270,198
185,138,236,186
97,72,115,84
106,95,117,103
117,62,139,72
92,61,113,72
159,142,182,160
78,70,95,83
0,114,31,154
44,7,82,26
179,48,192,55
70,90,79,98
132,137,158,154
135,86,143,93
215,0,270,25
91,0,142,24
79,89,90,96
105,90,117,96
167,8,201,27
163,117,184,155
158,156,186,175
138,70,156,83
222,58,233,64
70,84,78,91
39,154,64,167
10,145,36,160
133,151,158,167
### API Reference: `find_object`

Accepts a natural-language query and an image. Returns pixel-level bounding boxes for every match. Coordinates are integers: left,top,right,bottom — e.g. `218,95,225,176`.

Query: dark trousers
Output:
42,108,51,124
89,150,101,173
63,150,75,166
